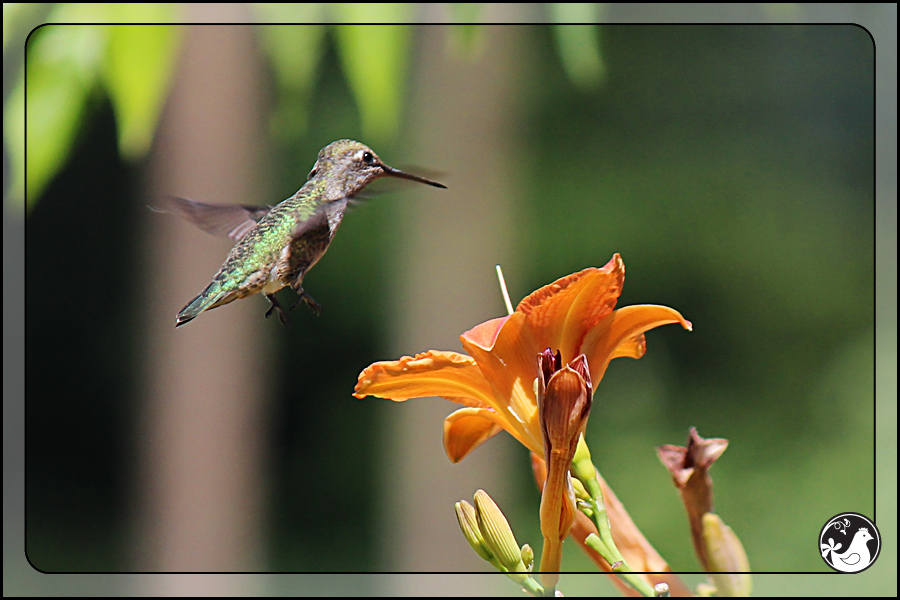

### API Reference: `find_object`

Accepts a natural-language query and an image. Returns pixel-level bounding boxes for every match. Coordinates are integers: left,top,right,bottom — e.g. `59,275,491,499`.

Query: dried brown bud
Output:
657,427,729,572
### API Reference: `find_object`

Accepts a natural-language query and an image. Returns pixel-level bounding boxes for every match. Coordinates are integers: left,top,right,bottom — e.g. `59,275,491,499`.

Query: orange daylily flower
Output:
354,253,692,463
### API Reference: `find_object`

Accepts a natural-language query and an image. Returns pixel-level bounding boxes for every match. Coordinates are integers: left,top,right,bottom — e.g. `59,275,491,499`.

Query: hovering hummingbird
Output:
167,139,446,327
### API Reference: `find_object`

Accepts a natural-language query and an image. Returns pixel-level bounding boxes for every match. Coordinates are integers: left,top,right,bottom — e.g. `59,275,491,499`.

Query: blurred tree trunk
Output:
132,10,271,589
379,10,533,593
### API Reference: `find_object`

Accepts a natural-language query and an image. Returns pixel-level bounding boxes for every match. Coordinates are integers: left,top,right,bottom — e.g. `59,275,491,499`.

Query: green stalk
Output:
504,572,544,597
571,438,657,597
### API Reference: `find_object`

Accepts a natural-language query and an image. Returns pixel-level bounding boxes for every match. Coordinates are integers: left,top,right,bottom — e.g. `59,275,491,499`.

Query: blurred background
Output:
6,3,896,597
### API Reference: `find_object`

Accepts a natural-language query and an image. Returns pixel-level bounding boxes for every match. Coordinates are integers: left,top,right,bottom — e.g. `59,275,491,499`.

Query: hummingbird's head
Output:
308,139,446,196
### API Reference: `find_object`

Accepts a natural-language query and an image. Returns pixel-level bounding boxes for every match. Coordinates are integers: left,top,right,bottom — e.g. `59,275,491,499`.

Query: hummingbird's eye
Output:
362,151,375,165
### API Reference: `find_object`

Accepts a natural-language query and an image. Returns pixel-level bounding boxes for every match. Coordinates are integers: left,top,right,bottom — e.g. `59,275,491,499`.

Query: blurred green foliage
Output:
550,3,606,88
6,4,603,212
5,4,179,210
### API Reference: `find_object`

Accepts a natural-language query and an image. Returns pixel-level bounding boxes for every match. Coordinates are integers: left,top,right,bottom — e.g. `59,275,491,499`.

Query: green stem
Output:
503,570,545,597
571,439,658,598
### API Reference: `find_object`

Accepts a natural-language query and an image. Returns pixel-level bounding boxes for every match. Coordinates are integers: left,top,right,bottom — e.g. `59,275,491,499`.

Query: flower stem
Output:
506,572,544,597
571,438,658,597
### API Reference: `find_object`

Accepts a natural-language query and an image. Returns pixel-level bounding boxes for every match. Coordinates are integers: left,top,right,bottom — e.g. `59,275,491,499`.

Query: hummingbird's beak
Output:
381,164,447,189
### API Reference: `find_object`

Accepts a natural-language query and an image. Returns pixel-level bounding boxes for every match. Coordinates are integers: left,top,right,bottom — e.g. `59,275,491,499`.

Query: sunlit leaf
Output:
253,7,326,141
16,25,104,212
550,4,605,90
9,5,181,212
332,7,413,142
101,11,180,159
254,4,326,92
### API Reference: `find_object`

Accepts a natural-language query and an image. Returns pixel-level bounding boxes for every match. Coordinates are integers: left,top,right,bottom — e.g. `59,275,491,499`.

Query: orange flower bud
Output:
536,350,593,588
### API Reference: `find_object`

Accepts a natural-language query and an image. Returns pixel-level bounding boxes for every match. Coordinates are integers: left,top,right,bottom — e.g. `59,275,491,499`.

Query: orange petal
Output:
610,333,647,360
460,315,510,350
516,254,625,364
581,304,691,391
459,312,543,453
354,350,495,407
442,407,515,463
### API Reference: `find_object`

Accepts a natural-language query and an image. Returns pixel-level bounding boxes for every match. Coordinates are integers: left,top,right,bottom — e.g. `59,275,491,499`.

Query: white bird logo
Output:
821,527,875,572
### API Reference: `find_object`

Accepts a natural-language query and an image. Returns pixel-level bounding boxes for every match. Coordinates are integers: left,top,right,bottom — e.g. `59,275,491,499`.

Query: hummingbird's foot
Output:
265,293,291,326
291,290,322,316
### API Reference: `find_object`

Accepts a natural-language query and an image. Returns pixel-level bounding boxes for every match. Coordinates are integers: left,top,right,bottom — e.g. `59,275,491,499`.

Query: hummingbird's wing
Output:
277,200,346,285
155,196,273,241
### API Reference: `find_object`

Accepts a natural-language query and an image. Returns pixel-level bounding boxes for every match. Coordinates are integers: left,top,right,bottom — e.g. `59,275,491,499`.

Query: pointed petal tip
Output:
460,315,512,351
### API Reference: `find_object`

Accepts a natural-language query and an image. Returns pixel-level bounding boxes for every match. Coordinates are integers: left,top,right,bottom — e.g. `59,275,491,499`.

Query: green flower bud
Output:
702,513,752,597
695,583,716,597
474,489,525,572
520,543,534,572
571,434,596,483
455,500,495,563
571,475,590,501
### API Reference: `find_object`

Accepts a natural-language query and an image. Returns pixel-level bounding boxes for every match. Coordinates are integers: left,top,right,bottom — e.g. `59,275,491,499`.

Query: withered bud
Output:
657,427,728,490
657,427,729,573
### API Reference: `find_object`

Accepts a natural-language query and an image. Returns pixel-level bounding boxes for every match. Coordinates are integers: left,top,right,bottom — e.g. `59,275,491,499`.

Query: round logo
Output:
819,512,881,573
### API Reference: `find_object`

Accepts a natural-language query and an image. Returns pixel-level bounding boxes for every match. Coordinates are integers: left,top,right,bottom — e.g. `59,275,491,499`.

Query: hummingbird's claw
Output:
265,293,291,326
291,289,322,316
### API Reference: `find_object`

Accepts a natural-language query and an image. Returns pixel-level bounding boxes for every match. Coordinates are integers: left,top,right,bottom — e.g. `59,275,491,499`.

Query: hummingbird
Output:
167,139,446,327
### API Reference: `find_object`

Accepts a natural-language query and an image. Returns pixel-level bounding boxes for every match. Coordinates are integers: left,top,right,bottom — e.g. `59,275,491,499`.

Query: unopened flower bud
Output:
455,500,494,562
702,513,752,597
520,543,534,571
536,350,594,588
474,489,526,572
571,434,594,481
571,475,589,501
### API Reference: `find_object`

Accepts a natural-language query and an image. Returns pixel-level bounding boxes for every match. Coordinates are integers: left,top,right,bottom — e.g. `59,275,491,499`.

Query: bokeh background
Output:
6,4,896,597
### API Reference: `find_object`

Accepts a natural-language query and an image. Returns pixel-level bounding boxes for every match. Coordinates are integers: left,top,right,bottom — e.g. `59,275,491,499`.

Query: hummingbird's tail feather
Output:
175,280,236,327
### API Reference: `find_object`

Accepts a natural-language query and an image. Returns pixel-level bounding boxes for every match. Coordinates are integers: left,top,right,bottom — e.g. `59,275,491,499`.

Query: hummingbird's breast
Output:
272,197,348,288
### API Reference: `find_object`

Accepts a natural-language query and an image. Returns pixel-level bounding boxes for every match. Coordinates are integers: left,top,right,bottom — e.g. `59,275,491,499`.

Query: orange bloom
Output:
354,253,691,463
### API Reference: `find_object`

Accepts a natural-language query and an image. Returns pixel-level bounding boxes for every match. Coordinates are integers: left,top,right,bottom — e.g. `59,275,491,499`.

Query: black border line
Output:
22,21,878,578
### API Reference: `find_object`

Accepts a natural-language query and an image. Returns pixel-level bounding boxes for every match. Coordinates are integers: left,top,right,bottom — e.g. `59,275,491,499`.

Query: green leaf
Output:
102,18,180,160
9,6,181,212
253,8,327,141
550,5,606,90
332,7,413,143
15,24,103,212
